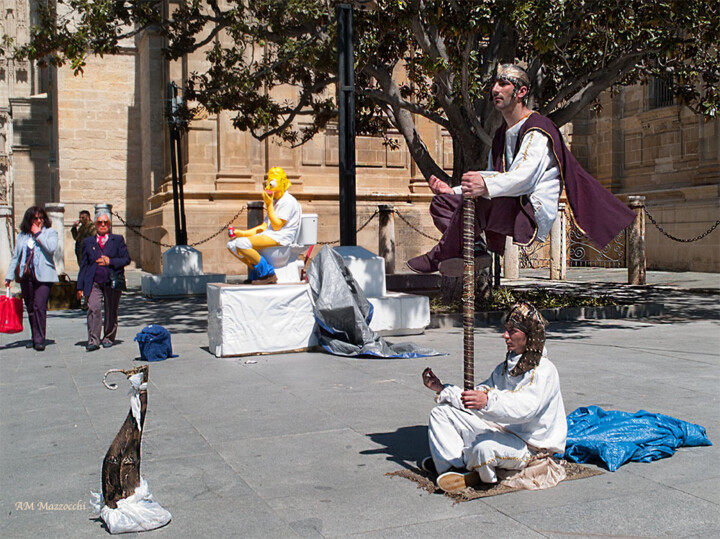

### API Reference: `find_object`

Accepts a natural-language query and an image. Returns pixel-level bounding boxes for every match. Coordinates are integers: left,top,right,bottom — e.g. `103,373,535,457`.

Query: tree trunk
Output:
438,267,493,307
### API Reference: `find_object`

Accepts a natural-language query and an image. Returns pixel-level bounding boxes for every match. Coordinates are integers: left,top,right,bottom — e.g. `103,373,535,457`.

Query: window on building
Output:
649,76,674,109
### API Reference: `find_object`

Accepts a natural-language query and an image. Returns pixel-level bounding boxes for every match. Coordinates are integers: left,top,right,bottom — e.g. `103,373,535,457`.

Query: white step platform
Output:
207,246,430,358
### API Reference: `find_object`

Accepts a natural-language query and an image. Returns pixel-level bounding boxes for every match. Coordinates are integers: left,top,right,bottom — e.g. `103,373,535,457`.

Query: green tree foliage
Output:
8,0,719,184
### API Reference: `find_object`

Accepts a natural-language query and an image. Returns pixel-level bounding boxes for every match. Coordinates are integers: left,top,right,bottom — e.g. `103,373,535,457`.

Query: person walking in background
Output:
70,210,96,265
76,210,130,352
4,206,59,351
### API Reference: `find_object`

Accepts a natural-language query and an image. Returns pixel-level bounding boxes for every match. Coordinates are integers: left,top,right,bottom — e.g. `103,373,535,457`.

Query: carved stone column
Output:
378,204,395,274
627,196,646,285
503,236,519,280
0,205,12,280
550,203,567,280
45,202,65,275
247,201,264,229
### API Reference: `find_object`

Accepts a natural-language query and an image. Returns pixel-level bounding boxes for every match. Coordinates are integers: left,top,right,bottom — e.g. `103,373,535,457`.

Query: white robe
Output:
452,115,561,242
428,349,567,483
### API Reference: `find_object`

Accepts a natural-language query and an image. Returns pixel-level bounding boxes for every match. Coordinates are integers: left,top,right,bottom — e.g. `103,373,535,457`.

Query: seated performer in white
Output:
227,167,302,284
421,302,567,493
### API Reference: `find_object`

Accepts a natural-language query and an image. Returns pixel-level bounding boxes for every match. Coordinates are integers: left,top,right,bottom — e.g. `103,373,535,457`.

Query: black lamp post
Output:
167,82,188,246
337,3,356,246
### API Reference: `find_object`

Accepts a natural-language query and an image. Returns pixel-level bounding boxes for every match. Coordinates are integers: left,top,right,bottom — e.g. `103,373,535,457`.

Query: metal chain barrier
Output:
316,210,380,245
110,204,440,249
393,209,441,242
112,206,246,248
643,206,720,243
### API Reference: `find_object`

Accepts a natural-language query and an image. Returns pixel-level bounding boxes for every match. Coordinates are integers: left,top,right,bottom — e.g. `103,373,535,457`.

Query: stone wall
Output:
54,51,144,271
141,99,442,276
571,87,719,272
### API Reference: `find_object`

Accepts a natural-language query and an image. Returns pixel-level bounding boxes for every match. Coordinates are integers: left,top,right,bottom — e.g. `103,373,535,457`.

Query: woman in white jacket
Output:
5,206,59,351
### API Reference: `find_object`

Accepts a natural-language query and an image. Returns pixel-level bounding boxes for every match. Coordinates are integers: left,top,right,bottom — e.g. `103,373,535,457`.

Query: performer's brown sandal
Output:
436,470,480,493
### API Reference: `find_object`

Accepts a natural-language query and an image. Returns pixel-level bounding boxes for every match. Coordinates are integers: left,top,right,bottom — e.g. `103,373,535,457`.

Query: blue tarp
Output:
306,246,443,358
562,406,712,471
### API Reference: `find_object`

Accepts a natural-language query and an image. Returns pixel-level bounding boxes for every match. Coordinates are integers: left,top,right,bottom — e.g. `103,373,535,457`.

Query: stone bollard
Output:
550,202,567,280
378,204,395,274
247,201,264,229
503,236,519,280
0,205,12,280
45,203,66,276
627,195,646,285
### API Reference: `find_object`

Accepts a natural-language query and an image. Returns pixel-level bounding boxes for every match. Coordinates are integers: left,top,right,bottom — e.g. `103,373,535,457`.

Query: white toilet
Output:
259,213,318,283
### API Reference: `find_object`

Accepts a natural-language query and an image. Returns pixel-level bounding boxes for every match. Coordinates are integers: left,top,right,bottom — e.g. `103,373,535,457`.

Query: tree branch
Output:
365,63,446,181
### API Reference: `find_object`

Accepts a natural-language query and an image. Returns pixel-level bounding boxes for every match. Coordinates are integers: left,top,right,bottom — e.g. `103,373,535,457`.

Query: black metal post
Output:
174,129,188,246
167,83,188,246
337,4,356,246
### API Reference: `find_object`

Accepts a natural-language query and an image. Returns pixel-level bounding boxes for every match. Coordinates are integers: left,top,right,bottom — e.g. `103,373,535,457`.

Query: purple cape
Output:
492,113,635,249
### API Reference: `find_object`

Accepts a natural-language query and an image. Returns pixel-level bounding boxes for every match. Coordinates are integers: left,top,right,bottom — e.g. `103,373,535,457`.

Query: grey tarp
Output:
306,246,443,358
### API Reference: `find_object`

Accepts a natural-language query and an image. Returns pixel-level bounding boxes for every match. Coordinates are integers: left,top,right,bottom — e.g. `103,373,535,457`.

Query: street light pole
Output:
167,82,188,246
337,3,356,246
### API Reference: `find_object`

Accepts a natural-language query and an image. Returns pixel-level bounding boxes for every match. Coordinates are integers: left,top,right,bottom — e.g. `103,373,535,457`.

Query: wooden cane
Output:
462,195,475,390
101,365,149,509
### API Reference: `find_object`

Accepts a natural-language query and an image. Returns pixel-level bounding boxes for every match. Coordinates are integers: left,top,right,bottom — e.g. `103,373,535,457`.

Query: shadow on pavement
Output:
48,288,209,334
363,425,429,468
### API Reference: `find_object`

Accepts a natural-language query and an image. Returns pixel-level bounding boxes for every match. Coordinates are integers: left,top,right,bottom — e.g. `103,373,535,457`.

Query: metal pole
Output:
337,4,356,246
174,129,188,246
167,83,183,246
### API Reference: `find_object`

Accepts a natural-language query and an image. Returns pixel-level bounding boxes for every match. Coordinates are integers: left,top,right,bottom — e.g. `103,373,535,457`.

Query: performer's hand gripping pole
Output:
462,196,475,390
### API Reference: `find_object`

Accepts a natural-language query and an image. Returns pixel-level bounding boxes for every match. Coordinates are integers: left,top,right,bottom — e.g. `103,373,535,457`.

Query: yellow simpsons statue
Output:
227,167,302,284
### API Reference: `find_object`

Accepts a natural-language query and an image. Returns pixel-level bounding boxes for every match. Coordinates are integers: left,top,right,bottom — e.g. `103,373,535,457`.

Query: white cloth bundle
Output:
90,477,171,534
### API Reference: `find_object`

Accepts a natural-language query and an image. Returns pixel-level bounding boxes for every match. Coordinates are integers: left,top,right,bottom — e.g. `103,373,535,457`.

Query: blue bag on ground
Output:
134,325,176,362
562,406,712,471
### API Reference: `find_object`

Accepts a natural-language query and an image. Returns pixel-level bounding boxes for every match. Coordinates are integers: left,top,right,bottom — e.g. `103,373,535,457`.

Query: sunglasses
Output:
33,216,44,221
96,220,110,225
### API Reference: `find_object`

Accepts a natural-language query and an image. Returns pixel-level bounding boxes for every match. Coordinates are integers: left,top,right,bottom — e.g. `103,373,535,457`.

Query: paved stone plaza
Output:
1,269,718,537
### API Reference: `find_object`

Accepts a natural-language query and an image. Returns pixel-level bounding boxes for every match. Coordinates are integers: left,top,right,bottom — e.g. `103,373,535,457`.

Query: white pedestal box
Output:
368,292,431,336
142,246,226,297
207,283,317,357
334,246,386,298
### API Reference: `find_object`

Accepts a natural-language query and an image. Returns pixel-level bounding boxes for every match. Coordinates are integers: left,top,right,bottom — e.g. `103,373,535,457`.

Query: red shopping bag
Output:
0,288,23,334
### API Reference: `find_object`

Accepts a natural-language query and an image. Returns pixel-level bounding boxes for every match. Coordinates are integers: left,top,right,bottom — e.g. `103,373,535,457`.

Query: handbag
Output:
15,246,33,281
0,288,24,334
109,270,127,291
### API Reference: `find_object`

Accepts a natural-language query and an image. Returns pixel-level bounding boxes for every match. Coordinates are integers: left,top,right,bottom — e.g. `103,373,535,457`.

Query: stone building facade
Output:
570,88,719,272
2,3,718,276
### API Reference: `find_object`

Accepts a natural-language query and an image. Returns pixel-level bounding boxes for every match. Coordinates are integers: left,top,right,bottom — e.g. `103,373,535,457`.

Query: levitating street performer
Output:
421,302,567,493
90,365,171,534
407,64,635,276
227,167,302,284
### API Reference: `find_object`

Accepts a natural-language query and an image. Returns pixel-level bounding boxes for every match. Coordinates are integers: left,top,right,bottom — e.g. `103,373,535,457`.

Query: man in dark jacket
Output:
76,210,131,351
70,210,96,265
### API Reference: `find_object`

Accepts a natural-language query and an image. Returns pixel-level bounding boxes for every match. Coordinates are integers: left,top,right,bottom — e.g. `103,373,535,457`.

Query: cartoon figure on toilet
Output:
227,167,302,284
